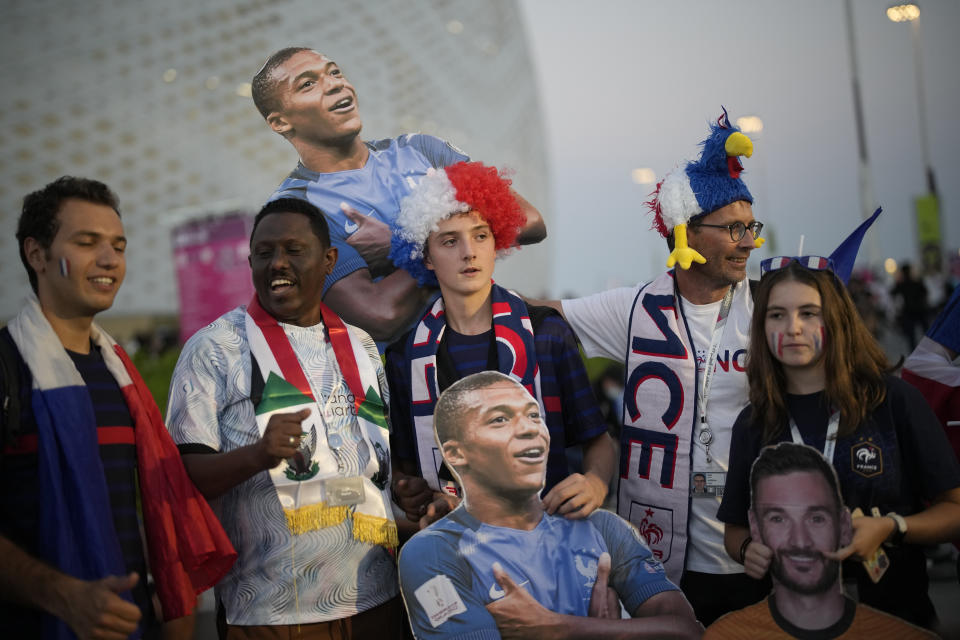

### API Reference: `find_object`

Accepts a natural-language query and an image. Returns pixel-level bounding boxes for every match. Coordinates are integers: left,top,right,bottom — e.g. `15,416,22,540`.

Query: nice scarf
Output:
620,272,752,582
7,295,236,639
244,296,397,548
403,284,543,493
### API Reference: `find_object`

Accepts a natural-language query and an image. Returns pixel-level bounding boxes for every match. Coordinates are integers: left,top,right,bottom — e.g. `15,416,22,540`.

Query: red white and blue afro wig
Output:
648,107,763,269
389,161,525,285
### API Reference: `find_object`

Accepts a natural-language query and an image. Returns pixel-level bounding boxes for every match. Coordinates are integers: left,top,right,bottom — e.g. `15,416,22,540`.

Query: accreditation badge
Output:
690,471,725,498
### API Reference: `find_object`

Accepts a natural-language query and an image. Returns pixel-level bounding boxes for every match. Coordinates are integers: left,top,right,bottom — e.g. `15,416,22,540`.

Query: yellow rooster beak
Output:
725,132,753,158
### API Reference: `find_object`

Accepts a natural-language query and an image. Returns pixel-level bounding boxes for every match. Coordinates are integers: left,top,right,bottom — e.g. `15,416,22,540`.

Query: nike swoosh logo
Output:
488,579,528,600
343,208,377,235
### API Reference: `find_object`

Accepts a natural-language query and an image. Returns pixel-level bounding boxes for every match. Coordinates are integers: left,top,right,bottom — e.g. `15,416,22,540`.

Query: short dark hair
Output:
17,176,120,293
252,197,331,248
251,47,312,119
434,371,525,445
749,442,842,513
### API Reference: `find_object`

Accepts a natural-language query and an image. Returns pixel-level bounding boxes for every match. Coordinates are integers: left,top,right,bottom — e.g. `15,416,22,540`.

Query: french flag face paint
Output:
770,331,785,358
59,257,70,277
813,326,826,357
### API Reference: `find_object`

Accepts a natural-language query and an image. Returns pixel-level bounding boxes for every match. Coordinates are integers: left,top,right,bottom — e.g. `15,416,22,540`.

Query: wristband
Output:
739,536,752,563
884,512,907,546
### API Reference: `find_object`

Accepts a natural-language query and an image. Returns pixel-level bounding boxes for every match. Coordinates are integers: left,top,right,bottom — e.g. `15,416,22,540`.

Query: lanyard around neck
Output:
692,284,736,426
789,411,840,462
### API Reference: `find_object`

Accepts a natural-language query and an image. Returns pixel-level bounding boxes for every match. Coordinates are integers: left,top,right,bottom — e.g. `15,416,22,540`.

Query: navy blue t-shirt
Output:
717,376,960,627
387,307,607,494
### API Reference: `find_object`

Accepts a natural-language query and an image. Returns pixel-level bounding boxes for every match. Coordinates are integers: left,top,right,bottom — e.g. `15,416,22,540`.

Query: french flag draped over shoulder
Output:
8,295,235,639
903,287,960,463
903,289,960,548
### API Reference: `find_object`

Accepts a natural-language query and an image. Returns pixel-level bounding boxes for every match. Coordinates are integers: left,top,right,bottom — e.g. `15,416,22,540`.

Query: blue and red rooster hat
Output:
649,107,764,269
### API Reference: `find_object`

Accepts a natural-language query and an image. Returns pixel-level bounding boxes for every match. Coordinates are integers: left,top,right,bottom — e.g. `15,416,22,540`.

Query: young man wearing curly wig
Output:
384,162,615,529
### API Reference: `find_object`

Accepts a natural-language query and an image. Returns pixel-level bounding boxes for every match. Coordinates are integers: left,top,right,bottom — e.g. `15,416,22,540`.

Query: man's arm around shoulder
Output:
512,190,546,245
324,268,436,342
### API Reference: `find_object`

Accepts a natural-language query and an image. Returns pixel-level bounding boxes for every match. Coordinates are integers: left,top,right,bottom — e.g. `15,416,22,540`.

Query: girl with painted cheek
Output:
716,260,960,629
764,277,828,390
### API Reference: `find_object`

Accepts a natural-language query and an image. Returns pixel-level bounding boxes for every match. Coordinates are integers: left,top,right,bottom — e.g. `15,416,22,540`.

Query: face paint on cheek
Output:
770,332,784,358
813,326,826,356
59,257,70,277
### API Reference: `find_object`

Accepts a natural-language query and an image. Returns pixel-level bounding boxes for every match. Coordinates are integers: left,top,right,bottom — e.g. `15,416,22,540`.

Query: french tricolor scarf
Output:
7,295,236,639
244,296,397,548
619,272,751,583
402,284,543,494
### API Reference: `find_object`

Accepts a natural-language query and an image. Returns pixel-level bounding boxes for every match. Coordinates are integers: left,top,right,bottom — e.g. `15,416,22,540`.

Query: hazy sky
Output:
519,0,960,296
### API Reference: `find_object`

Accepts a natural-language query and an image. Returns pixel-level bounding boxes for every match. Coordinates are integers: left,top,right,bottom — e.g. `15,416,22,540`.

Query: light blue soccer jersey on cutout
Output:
399,507,678,639
269,134,469,295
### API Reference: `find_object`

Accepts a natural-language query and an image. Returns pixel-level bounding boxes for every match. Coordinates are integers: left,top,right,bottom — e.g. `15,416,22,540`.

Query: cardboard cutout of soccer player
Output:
705,442,936,639
397,371,702,639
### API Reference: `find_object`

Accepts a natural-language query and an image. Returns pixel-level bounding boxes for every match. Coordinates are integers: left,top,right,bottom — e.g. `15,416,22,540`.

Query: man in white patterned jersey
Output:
167,197,401,639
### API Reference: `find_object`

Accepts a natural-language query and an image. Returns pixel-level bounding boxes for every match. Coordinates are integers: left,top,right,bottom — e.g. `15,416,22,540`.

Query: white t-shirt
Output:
563,284,751,574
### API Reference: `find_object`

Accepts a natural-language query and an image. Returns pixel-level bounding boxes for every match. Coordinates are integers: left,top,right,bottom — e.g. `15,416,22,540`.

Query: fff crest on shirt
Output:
851,440,883,478
626,501,673,564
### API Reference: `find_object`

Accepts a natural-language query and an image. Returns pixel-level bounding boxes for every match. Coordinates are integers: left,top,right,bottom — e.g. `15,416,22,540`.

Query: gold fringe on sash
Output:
352,511,399,548
284,502,348,535
283,503,398,548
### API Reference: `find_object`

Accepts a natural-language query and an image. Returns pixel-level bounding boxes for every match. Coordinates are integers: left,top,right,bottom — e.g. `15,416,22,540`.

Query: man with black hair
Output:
0,177,234,639
398,371,701,639
252,47,546,341
167,197,401,637
706,442,936,639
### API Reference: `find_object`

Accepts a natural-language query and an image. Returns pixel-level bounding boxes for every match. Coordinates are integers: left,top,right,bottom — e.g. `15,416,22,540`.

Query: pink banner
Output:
172,213,254,344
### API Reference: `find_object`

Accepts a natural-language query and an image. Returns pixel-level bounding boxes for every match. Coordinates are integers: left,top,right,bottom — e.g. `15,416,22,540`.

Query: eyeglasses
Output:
760,255,836,276
690,220,764,242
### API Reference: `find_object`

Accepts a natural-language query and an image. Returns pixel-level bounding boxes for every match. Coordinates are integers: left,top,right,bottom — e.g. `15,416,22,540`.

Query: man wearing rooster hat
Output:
550,109,768,624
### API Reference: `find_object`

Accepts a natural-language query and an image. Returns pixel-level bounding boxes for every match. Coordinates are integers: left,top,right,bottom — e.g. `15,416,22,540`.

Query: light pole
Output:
886,3,936,196
844,0,880,267
887,3,942,272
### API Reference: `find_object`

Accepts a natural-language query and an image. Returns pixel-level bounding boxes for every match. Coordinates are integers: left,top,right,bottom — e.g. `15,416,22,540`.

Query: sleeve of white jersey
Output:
561,287,639,361
165,323,235,451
